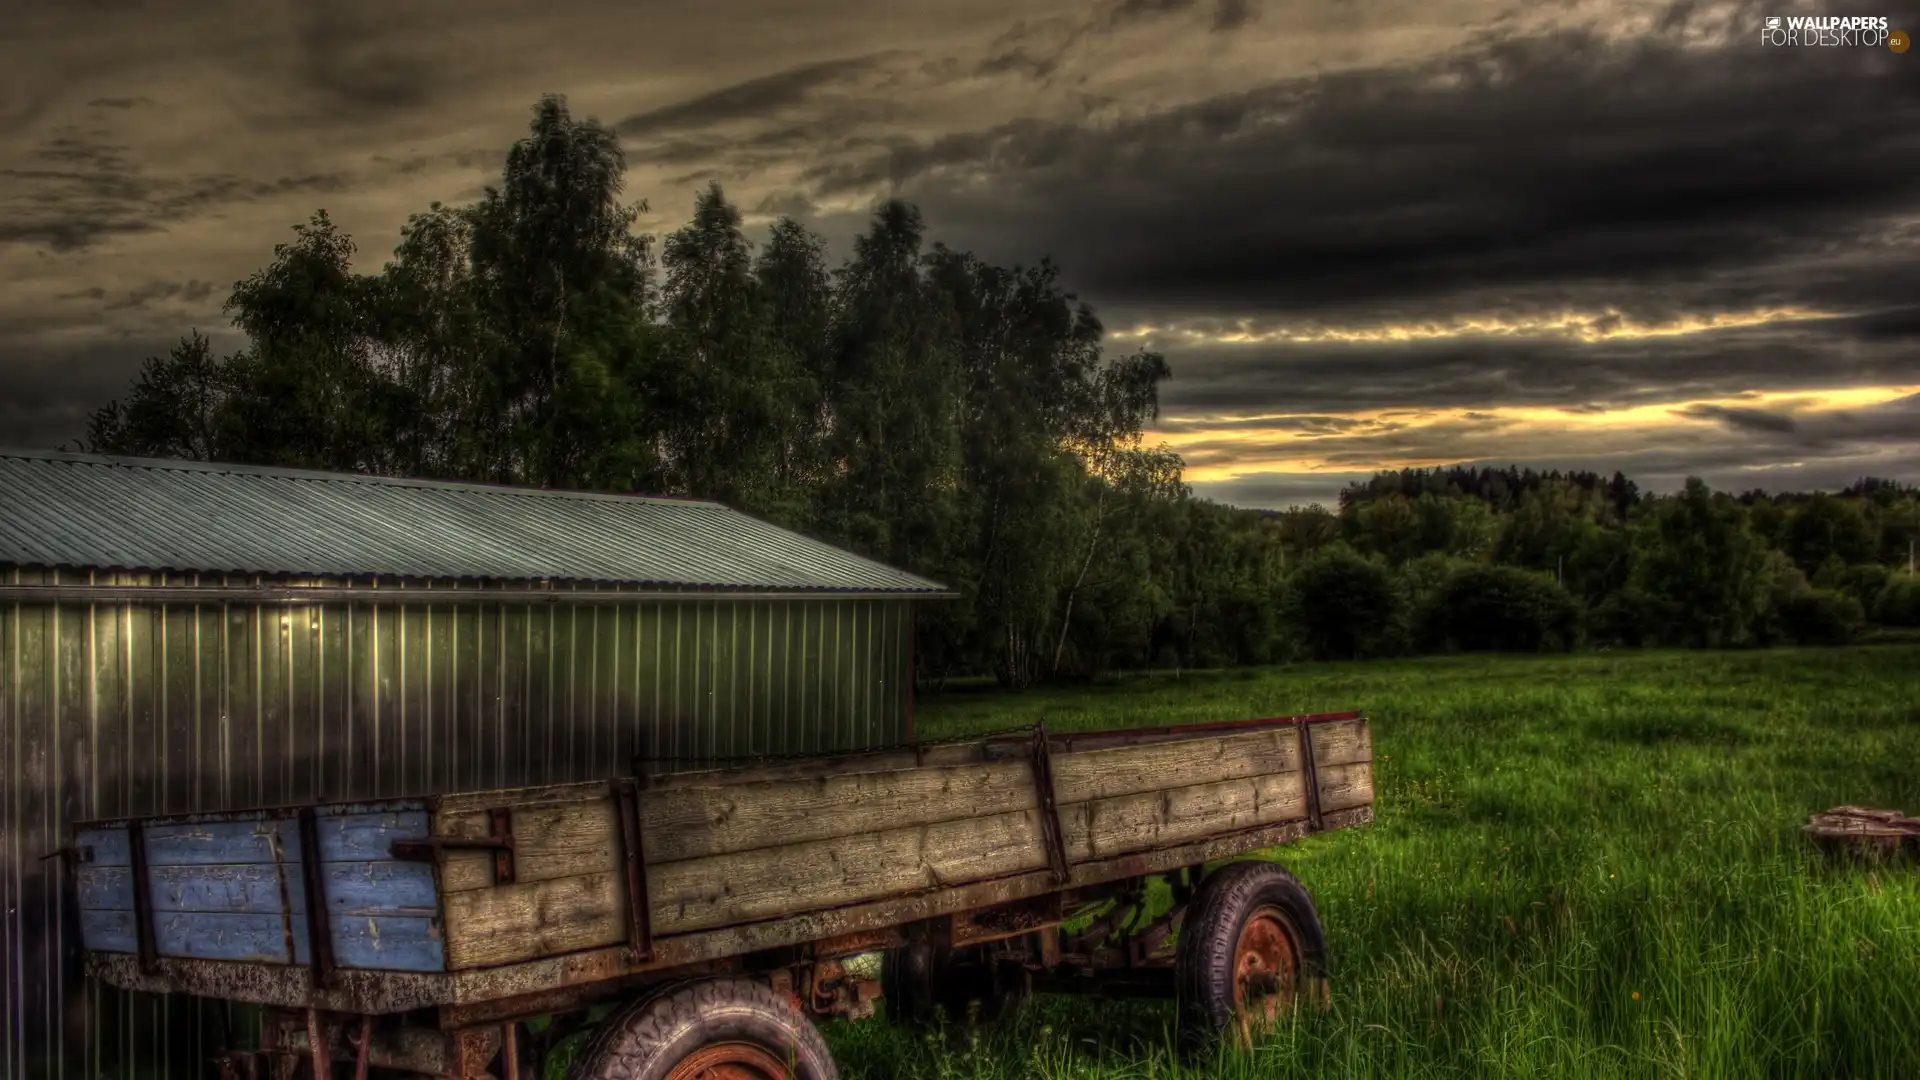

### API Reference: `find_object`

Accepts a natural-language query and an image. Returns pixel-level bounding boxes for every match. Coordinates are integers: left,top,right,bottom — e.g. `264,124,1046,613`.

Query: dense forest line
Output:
81,96,1920,687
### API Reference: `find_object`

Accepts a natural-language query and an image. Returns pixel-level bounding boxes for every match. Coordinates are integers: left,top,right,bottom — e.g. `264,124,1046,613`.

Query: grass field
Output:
821,646,1920,1080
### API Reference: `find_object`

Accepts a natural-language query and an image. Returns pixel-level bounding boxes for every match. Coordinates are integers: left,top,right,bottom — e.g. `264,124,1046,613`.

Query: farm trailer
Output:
58,710,1374,1079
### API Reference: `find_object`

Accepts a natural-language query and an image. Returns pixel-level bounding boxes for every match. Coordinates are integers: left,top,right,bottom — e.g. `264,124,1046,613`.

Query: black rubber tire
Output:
1174,860,1329,1056
568,977,839,1080
880,943,1003,1027
879,942,942,1025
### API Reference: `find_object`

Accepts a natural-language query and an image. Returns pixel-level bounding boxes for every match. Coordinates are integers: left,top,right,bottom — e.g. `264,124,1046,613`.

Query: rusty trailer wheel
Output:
662,1041,794,1080
1175,861,1328,1056
568,977,838,1080
1229,904,1301,1040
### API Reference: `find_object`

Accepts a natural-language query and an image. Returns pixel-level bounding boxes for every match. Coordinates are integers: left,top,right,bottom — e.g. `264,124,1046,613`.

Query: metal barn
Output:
0,449,951,1079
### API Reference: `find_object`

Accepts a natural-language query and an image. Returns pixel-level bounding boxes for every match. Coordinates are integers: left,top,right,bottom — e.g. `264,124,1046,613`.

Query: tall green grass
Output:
824,647,1920,1080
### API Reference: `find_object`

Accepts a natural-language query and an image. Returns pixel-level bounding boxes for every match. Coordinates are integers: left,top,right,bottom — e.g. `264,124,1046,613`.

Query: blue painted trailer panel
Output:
75,866,134,912
154,912,310,965
77,864,301,917
79,908,138,954
329,915,447,972
311,809,431,862
324,861,439,917
75,826,131,868
73,801,448,973
143,818,301,867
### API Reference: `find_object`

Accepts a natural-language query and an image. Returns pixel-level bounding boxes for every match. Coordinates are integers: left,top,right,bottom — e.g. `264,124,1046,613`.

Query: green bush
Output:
1395,552,1476,637
1873,573,1920,627
1281,545,1402,660
1777,587,1867,645
1753,549,1812,646
1419,564,1581,652
1815,561,1893,609
1586,586,1667,647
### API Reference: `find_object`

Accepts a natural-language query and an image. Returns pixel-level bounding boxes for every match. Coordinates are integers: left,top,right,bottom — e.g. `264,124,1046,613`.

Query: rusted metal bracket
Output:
38,844,94,865
304,1009,332,1080
352,1013,373,1080
390,809,516,886
610,776,654,962
297,807,338,985
502,1020,523,1080
485,808,514,885
126,819,159,976
1029,723,1071,885
1299,722,1323,832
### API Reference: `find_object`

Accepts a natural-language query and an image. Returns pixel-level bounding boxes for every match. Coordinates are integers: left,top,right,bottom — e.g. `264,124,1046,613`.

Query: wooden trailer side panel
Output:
70,805,449,973
433,718,1373,971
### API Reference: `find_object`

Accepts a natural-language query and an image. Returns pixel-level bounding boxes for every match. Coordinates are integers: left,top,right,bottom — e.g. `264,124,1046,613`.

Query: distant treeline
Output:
82,97,1920,686
1269,466,1919,661
1335,465,1645,516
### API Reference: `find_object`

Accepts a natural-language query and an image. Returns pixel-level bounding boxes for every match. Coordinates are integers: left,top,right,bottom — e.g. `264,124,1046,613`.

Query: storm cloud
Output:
0,0,1915,506
864,8,1920,324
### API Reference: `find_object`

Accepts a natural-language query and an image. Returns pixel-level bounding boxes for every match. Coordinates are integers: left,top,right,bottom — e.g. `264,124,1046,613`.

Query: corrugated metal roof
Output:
0,450,950,595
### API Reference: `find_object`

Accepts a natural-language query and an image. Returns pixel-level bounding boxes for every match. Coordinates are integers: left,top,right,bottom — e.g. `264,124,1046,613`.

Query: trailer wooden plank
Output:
1049,729,1304,805
141,818,301,867
1061,772,1307,861
323,861,440,917
1315,761,1374,812
1307,718,1371,769
153,865,294,915
640,807,1049,938
436,798,617,852
441,873,631,970
639,758,1040,863
313,810,432,862
329,915,448,972
440,847,621,894
146,908,450,971
75,865,136,911
78,864,297,915
80,908,138,954
153,911,309,965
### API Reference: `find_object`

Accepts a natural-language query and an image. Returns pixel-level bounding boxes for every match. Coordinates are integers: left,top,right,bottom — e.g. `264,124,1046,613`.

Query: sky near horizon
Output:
1,0,1916,508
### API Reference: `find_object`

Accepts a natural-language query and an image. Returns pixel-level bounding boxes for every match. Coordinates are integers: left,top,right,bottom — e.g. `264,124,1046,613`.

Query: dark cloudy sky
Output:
2,0,1917,507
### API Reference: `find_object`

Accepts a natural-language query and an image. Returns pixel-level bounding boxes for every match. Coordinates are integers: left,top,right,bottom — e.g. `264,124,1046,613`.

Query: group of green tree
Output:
81,96,1920,687
1286,468,1920,663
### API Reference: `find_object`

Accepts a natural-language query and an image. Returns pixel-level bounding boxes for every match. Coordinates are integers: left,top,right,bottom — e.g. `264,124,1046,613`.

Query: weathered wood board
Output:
437,717,1372,969
74,716,1373,977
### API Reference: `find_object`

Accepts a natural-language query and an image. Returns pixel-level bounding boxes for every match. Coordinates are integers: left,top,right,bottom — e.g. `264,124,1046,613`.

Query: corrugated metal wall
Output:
0,568,914,1080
